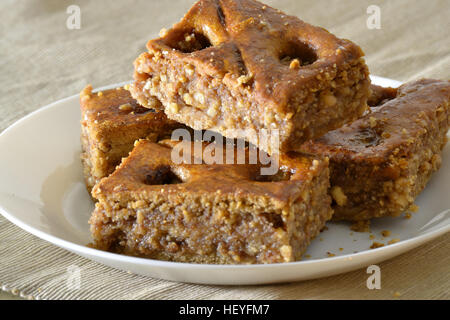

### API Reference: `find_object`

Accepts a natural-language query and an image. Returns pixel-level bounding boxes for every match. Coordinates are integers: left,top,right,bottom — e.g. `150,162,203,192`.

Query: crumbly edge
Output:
80,117,178,194
131,54,264,139
331,119,448,221
80,122,98,193
288,164,332,259
131,54,369,154
89,170,331,264
80,121,132,194
286,58,370,152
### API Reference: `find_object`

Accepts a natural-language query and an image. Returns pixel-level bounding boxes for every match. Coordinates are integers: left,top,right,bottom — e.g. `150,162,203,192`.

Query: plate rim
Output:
0,75,449,274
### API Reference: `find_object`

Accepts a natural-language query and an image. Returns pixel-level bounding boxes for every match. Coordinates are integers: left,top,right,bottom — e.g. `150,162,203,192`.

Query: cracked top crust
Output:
80,85,172,131
93,139,329,208
301,79,450,162
138,0,366,112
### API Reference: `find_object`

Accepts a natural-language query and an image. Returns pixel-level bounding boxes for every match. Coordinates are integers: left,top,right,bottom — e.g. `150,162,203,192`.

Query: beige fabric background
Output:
0,0,449,300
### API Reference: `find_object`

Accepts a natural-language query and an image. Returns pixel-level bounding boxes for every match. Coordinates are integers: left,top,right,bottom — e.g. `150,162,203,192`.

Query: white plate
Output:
0,76,449,285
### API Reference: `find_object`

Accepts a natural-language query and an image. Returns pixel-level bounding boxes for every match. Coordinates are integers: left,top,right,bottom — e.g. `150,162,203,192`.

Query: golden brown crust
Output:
130,0,370,154
80,85,184,192
90,139,332,264
303,79,450,161
150,0,365,104
368,84,397,107
80,85,168,131
301,79,450,220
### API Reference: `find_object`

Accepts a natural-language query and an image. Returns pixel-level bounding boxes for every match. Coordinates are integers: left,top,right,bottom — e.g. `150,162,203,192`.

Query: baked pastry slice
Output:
130,0,370,154
301,79,450,221
80,85,184,192
367,84,397,107
89,139,332,264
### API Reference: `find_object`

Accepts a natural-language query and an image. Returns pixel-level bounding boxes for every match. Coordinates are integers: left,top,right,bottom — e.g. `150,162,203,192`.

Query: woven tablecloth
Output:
0,0,449,300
